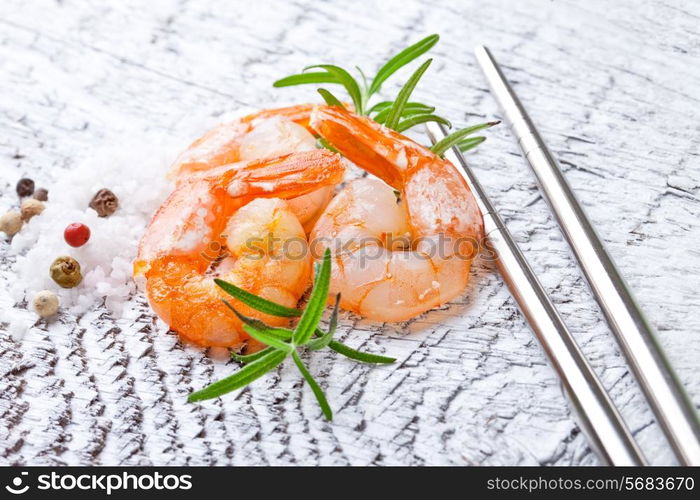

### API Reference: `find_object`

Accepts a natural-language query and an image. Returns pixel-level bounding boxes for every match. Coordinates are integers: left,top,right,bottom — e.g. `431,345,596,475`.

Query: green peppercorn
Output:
50,256,83,288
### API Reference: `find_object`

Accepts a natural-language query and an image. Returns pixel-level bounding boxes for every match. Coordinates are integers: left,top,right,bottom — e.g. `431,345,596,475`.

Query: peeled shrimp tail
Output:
310,106,483,243
136,149,345,274
309,105,430,189
214,150,346,199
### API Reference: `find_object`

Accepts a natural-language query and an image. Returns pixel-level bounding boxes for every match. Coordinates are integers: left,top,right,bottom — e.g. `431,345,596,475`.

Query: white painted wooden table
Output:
1,0,698,466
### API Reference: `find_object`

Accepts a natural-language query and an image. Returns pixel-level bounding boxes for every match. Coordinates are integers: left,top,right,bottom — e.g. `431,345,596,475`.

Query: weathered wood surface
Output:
1,0,698,466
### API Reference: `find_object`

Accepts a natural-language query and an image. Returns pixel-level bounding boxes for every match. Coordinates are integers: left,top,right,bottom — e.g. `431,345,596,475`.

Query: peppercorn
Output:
16,178,35,197
33,188,49,201
0,211,23,236
20,198,45,221
64,222,91,247
50,256,83,288
89,188,118,217
33,290,60,318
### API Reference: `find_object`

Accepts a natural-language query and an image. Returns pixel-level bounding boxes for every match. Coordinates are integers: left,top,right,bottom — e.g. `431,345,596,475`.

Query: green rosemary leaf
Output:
293,249,332,346
457,136,486,153
316,137,339,153
328,340,396,364
221,300,292,340
188,349,287,402
398,102,435,116
367,100,393,115
292,351,333,420
305,65,363,114
214,279,301,317
369,34,439,95
273,72,339,88
242,325,294,353
373,102,435,124
371,109,390,125
384,59,432,130
231,346,275,364
356,66,369,92
307,294,341,351
356,66,370,112
313,260,322,282
317,88,346,108
430,121,500,157
395,114,451,133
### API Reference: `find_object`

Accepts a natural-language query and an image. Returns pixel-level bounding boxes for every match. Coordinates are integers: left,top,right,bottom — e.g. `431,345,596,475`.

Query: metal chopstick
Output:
474,45,700,466
425,123,645,465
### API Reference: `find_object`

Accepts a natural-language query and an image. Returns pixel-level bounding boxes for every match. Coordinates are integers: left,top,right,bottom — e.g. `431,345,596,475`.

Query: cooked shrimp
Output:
135,150,345,347
309,106,483,321
170,104,335,232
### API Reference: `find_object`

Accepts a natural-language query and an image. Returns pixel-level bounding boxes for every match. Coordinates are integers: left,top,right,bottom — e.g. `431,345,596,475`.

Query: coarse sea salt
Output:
2,105,290,339
7,132,179,324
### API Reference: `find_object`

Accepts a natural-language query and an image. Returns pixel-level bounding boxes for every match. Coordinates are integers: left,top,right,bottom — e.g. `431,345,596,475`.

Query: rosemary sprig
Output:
274,34,442,119
189,249,396,419
273,33,499,150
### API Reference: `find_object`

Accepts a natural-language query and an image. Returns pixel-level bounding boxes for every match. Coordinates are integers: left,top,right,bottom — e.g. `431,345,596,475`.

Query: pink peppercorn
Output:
64,223,91,247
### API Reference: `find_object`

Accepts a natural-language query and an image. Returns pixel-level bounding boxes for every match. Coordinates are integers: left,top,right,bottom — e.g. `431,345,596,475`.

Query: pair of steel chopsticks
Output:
426,126,644,465
427,46,700,465
471,46,700,465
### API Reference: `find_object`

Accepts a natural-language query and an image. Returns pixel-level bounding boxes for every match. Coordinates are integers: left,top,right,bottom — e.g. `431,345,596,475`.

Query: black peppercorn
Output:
16,178,35,197
89,188,119,217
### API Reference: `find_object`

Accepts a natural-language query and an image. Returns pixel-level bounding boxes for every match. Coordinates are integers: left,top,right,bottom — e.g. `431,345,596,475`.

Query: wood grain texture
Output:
1,0,698,465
